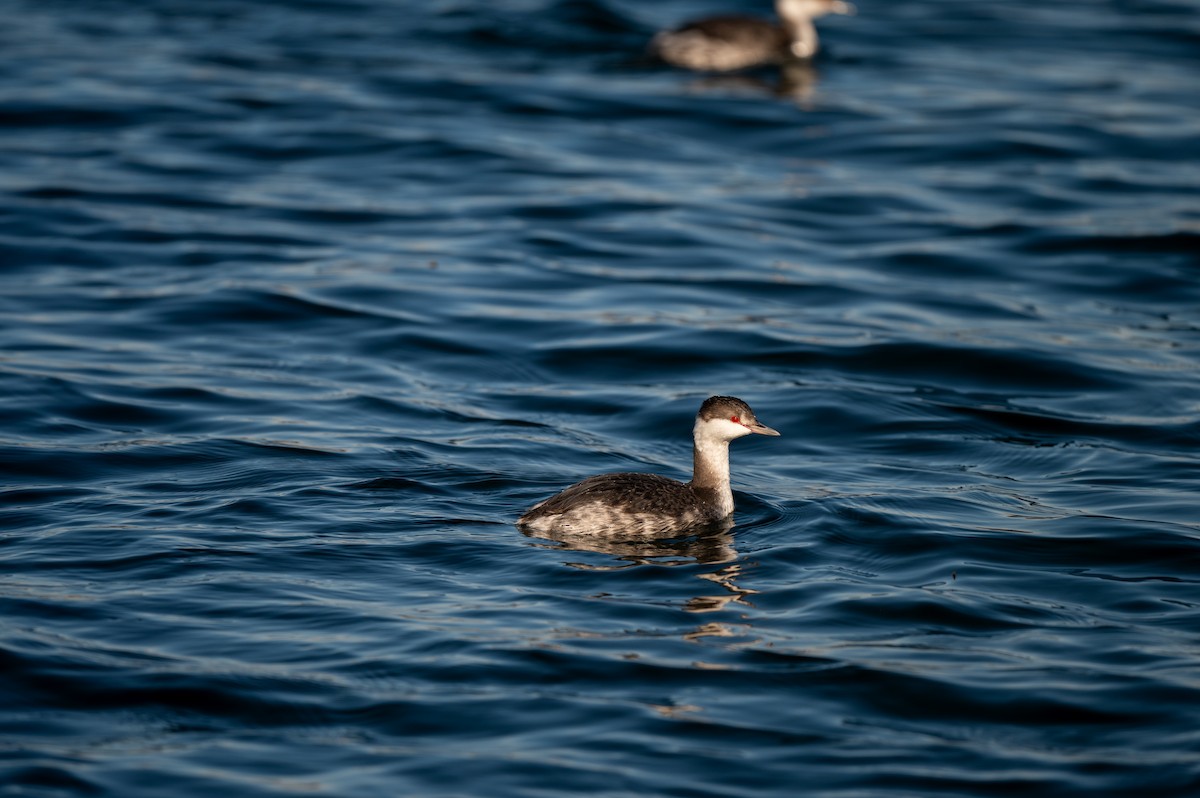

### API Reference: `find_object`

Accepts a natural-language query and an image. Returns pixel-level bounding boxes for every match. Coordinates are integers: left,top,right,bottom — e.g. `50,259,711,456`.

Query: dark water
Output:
2,0,1199,795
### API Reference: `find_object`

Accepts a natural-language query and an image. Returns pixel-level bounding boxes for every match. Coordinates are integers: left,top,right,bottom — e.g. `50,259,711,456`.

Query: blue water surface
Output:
2,1,1199,796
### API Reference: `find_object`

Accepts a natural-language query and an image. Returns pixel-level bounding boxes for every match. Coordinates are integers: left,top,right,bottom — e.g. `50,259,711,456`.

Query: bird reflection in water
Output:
682,61,820,107
522,517,759,613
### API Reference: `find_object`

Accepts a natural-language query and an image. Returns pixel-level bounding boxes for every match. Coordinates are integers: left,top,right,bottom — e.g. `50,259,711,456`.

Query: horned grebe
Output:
650,0,855,72
518,396,780,536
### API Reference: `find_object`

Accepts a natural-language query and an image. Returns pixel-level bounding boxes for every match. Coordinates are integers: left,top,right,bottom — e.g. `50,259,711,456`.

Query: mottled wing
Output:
519,473,706,535
652,16,785,71
522,472,688,517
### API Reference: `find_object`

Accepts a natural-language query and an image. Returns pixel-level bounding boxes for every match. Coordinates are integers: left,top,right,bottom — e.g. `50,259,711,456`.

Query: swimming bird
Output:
518,396,780,536
650,0,855,72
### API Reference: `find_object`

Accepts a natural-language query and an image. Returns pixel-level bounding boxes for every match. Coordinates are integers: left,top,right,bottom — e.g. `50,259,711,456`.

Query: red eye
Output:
730,415,740,423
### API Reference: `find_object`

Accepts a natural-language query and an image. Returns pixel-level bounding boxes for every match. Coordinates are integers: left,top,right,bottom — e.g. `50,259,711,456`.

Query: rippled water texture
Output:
2,1,1199,796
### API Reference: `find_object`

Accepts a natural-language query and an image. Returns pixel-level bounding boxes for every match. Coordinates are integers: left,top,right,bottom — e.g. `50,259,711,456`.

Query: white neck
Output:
785,19,818,59
690,419,736,517
775,0,822,58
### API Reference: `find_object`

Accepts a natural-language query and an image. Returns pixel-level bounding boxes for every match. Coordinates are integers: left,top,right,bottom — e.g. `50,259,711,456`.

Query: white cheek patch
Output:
706,418,752,439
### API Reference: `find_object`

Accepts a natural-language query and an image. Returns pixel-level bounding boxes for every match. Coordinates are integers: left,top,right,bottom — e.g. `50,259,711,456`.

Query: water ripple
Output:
2,0,1199,796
